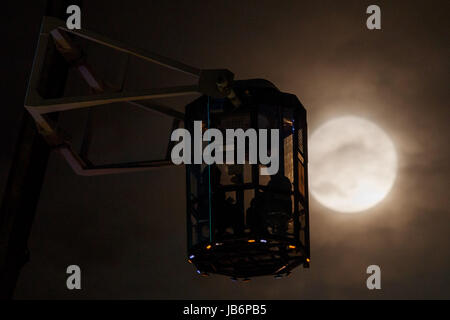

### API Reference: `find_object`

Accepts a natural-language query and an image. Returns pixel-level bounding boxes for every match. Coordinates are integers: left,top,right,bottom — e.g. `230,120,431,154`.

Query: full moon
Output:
309,116,397,213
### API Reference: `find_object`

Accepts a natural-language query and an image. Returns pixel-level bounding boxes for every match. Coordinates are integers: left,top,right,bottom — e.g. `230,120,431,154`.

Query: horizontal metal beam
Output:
127,101,185,120
57,144,179,176
25,85,198,113
47,17,202,77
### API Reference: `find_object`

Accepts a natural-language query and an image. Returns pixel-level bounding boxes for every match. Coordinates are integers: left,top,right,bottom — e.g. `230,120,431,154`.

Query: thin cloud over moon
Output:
309,116,397,213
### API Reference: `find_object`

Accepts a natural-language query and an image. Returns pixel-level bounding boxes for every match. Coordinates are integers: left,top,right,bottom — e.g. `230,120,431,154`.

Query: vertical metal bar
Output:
0,0,82,299
303,118,311,261
206,96,213,243
0,115,53,299
185,166,192,255
292,111,300,245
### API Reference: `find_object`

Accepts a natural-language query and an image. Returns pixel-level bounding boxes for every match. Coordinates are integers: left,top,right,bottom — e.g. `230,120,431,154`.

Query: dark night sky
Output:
1,0,449,299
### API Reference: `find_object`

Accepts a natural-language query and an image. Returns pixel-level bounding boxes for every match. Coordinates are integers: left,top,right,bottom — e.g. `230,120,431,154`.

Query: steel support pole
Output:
0,0,82,299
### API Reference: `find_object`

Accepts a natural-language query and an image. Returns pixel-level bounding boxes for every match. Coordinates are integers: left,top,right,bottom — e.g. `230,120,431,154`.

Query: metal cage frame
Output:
185,83,310,279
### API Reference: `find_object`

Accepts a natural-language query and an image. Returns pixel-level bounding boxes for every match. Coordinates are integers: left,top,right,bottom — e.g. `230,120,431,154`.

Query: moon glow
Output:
309,116,397,213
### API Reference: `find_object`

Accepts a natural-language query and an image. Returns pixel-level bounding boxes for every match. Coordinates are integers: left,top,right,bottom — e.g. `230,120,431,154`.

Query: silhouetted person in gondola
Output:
246,173,292,236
